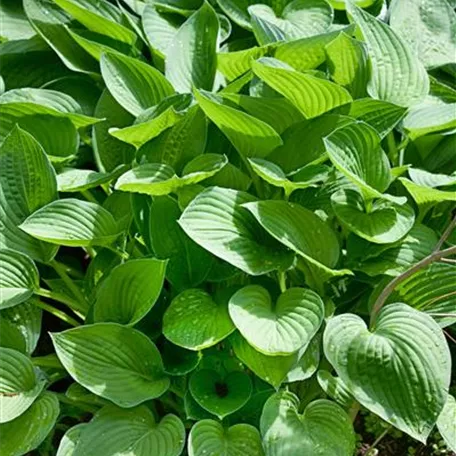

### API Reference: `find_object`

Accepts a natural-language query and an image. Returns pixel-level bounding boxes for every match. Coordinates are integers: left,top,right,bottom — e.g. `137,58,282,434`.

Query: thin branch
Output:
370,245,456,326
35,288,85,319
434,214,456,251
440,258,456,264
366,426,392,455
32,300,80,327
444,330,456,345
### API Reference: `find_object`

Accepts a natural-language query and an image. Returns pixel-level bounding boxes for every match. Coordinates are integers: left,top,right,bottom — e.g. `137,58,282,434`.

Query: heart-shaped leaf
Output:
162,341,201,376
93,258,167,326
317,370,356,409
324,303,451,442
189,369,252,419
252,60,352,119
188,419,264,456
20,199,122,247
51,323,170,407
437,394,456,453
229,285,324,355
0,392,59,456
331,188,415,244
260,391,356,455
73,405,186,456
56,423,87,456
178,187,293,275
0,347,46,423
166,2,219,93
0,126,58,263
0,249,39,310
346,1,429,107
163,289,235,350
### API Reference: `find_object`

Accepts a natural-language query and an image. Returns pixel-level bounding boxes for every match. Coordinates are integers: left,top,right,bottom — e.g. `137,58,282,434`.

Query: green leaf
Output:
163,289,235,350
408,169,456,188
0,126,58,263
178,187,293,275
0,0,35,40
162,341,201,376
249,0,333,46
331,188,415,244
188,419,264,456
56,423,87,456
51,323,170,407
260,391,356,456
115,154,227,194
216,0,255,29
389,0,456,69
189,369,252,419
100,52,174,116
73,405,186,456
437,395,456,453
0,250,39,310
346,1,429,107
57,166,127,193
285,333,320,383
229,285,324,355
0,348,46,423
252,59,352,118
218,45,267,81
93,258,167,326
0,300,42,355
165,2,219,93
20,199,121,247
324,303,451,442
194,90,283,158
0,392,59,456
317,370,356,409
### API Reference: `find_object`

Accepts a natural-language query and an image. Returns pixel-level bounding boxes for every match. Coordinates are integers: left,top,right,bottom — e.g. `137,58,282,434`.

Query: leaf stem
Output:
52,260,84,279
386,131,398,165
278,271,287,293
32,299,80,327
51,260,88,313
370,245,456,326
35,288,85,319
80,190,98,204
54,393,98,414
434,215,456,251
366,426,392,455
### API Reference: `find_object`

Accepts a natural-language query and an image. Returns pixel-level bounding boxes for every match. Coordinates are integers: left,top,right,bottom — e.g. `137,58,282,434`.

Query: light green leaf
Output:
249,0,333,46
188,419,264,456
56,423,87,456
229,285,324,355
0,126,58,263
0,348,46,423
331,188,415,244
216,0,255,29
390,0,456,69
0,250,39,310
189,369,252,419
165,2,219,93
285,333,320,383
346,1,429,107
316,370,355,409
0,300,42,355
409,169,456,188
20,199,121,247
0,0,35,40
73,405,185,456
101,52,174,116
324,303,451,442
218,46,267,81
163,289,235,350
261,391,356,456
93,258,167,326
0,392,59,456
437,395,456,453
194,90,283,158
178,187,293,275
51,323,170,407
57,166,127,193
252,60,352,119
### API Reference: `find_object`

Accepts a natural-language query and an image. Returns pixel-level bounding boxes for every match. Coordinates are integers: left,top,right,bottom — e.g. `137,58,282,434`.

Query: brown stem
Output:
434,215,456,251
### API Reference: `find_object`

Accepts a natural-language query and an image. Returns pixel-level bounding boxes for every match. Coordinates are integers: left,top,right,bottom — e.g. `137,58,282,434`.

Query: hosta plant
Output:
0,0,455,455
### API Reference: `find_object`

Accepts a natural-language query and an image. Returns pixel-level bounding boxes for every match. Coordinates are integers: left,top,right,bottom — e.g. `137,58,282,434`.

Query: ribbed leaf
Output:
252,60,352,118
73,405,185,456
216,0,254,29
316,370,355,409
0,250,39,310
409,169,456,188
57,166,127,193
0,348,46,423
229,285,323,355
195,90,283,158
56,423,87,456
189,369,252,419
0,300,42,355
188,419,264,456
165,2,219,93
179,187,293,275
0,0,35,40
93,258,167,326
0,126,58,263
260,391,356,456
218,46,267,81
249,0,333,46
437,395,456,453
346,1,429,107
331,188,415,244
163,289,235,350
324,303,451,442
20,199,121,247
0,392,59,456
390,0,456,69
51,323,170,407
285,333,320,383
101,52,174,116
